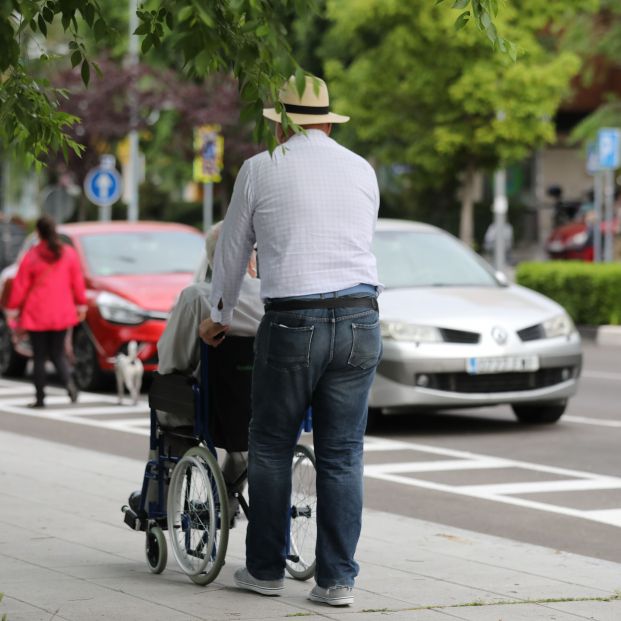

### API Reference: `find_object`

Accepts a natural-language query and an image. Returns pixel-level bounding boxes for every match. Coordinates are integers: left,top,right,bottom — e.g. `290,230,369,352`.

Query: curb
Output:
578,324,621,346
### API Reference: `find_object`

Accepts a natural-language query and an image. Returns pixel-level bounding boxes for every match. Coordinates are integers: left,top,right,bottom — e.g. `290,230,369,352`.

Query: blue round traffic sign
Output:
84,167,123,207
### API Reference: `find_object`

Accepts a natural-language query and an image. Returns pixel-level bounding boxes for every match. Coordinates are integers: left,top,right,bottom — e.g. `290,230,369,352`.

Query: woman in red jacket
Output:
6,216,87,407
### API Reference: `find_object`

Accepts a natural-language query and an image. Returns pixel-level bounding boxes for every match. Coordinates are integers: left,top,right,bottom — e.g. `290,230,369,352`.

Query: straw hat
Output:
263,75,349,125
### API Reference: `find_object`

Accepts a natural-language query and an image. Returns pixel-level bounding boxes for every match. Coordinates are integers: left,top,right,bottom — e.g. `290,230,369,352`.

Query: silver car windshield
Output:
373,230,499,288
81,231,204,277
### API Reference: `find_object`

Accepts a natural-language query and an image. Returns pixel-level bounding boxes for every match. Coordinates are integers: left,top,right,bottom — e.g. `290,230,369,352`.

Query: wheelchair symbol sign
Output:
597,128,621,170
84,166,123,207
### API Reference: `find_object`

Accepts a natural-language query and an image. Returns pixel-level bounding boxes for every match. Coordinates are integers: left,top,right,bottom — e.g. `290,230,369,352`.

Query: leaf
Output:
81,59,90,86
142,34,153,53
165,11,173,30
452,0,469,9
94,19,107,41
134,22,150,35
37,14,47,36
454,11,470,31
70,50,82,67
82,3,95,27
61,12,71,30
42,7,54,23
294,66,306,97
92,60,103,77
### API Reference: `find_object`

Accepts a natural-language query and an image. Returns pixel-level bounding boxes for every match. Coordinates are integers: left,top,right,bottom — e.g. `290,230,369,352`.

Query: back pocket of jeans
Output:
348,321,381,370
267,323,314,371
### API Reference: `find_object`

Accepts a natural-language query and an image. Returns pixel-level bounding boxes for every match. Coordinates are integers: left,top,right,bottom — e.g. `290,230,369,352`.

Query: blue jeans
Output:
246,300,381,588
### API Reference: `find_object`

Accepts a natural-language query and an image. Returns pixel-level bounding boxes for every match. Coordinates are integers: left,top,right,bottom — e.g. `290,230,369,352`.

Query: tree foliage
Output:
1,0,510,162
322,0,595,241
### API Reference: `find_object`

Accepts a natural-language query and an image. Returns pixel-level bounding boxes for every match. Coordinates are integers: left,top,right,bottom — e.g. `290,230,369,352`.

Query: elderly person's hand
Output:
199,318,230,347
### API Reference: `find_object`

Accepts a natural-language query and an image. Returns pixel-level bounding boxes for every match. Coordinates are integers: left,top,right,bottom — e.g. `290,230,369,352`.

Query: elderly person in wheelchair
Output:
127,220,262,524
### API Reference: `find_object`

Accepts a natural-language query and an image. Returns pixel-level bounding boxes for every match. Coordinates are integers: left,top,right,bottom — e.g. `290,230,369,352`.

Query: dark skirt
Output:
207,336,254,452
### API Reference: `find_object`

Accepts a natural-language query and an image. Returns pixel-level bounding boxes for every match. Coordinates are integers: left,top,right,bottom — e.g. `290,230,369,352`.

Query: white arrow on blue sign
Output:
597,128,621,170
84,166,123,207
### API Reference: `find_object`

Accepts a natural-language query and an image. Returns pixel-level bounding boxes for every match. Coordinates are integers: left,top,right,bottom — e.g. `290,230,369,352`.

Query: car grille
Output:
517,324,545,341
439,328,480,344
418,367,572,393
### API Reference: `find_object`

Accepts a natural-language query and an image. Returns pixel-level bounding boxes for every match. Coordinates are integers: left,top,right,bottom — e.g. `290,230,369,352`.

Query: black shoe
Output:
67,381,79,404
27,401,45,408
128,490,142,514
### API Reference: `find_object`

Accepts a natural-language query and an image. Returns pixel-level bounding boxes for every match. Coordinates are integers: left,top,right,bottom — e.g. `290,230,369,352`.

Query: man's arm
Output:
209,159,256,325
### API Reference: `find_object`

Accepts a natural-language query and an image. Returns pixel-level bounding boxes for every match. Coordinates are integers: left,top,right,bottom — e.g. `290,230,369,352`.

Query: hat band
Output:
284,103,330,115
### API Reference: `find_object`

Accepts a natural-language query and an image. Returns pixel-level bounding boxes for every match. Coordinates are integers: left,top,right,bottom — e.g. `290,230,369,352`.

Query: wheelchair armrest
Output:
148,372,197,420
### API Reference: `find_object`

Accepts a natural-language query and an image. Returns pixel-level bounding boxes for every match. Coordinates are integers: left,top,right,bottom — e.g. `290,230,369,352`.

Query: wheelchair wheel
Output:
145,525,167,574
167,446,229,585
285,443,317,581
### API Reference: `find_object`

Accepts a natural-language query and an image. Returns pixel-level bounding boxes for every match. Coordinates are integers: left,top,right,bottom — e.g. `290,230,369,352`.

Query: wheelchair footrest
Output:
122,505,146,532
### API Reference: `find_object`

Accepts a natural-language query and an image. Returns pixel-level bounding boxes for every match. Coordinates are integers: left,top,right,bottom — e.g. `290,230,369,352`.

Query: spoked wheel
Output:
286,443,317,581
167,446,229,586
145,525,167,574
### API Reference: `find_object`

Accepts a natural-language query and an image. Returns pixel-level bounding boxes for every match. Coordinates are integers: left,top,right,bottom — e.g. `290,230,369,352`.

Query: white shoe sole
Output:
309,593,354,606
234,576,284,596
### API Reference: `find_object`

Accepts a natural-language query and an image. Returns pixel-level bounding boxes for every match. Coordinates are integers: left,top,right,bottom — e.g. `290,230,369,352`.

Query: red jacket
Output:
7,242,87,332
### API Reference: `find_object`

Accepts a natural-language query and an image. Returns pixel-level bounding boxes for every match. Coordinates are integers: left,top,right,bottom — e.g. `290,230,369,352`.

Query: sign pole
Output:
127,0,139,222
493,168,508,273
603,168,615,262
203,182,213,233
593,171,603,263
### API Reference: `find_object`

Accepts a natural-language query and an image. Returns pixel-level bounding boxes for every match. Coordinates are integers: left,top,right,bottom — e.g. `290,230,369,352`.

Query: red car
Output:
545,214,618,262
0,221,204,389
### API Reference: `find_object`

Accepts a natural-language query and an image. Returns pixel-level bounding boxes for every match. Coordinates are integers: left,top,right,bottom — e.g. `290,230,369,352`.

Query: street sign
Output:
586,141,600,175
193,124,224,184
84,158,123,208
597,128,621,170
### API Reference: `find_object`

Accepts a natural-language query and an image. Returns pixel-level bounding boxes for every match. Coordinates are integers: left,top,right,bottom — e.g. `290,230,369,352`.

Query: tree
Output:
1,0,508,163
322,0,595,244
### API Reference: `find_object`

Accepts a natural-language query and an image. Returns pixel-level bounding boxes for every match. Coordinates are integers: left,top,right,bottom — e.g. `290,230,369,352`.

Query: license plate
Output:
466,355,539,375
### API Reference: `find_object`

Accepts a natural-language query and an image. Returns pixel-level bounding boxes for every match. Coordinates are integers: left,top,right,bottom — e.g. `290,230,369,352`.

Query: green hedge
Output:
515,261,621,326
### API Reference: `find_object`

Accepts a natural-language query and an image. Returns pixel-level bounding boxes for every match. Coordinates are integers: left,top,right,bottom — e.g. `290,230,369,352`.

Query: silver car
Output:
370,219,582,424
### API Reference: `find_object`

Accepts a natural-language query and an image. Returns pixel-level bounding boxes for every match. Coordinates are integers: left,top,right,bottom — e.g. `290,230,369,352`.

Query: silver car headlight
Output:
96,291,145,325
542,313,575,338
380,320,442,343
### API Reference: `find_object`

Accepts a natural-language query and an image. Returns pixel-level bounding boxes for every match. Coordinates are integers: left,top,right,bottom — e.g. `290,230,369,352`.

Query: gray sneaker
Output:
234,567,284,596
309,584,354,606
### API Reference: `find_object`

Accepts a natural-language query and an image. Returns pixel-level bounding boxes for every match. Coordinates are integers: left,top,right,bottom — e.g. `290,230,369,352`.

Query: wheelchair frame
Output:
122,341,317,585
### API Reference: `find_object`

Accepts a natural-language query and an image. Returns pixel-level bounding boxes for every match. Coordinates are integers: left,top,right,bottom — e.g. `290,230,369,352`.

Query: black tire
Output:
512,400,567,425
0,314,27,377
72,326,105,391
365,407,383,434
285,444,317,581
145,525,167,574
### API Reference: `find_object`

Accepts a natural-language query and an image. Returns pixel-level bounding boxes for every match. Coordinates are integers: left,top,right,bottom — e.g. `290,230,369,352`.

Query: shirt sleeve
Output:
157,288,208,376
209,159,256,324
6,250,34,312
68,247,87,308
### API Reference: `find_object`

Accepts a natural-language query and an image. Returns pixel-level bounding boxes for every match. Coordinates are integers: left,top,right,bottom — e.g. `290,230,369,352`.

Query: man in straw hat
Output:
200,74,382,607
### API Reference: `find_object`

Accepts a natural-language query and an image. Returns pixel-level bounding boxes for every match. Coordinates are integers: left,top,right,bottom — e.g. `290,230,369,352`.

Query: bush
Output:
516,261,621,326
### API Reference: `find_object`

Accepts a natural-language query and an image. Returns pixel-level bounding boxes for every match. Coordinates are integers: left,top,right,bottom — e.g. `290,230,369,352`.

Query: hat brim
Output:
263,108,350,125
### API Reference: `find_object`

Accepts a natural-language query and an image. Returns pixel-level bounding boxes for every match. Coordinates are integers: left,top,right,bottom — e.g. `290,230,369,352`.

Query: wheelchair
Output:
121,342,317,586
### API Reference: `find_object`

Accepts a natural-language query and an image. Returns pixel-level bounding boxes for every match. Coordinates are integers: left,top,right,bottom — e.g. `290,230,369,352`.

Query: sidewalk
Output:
1,430,620,621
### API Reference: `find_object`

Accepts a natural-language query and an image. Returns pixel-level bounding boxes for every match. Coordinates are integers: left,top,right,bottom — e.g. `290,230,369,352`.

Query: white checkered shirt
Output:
209,129,381,325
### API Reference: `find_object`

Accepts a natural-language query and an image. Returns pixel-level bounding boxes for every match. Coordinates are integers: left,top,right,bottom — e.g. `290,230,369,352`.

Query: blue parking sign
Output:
597,128,621,170
84,166,122,207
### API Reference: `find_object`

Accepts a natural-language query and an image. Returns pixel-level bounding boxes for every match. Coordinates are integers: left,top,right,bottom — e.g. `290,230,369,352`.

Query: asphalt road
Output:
0,340,619,563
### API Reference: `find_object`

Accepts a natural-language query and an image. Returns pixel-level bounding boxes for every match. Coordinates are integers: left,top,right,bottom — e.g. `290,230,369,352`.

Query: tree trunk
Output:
459,161,476,247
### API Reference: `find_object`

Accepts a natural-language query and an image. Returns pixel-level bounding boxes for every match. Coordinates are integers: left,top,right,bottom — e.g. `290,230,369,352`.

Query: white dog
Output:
115,341,144,405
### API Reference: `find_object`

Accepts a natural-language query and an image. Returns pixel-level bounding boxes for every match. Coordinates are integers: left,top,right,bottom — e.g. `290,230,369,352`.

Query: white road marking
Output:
363,437,621,528
581,370,621,381
563,415,621,428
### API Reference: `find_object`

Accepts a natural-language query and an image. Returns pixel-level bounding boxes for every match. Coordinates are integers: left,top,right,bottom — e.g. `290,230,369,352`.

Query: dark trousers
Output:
29,330,72,403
